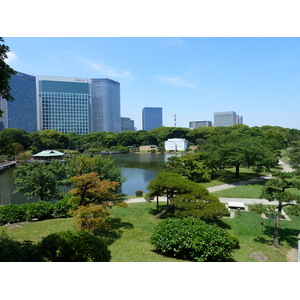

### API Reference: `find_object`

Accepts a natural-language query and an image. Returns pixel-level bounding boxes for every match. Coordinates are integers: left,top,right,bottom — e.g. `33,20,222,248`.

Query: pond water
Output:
0,153,177,205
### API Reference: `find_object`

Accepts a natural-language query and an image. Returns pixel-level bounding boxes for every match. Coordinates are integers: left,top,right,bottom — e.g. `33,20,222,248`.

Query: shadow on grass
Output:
254,225,299,247
211,170,266,185
94,217,134,245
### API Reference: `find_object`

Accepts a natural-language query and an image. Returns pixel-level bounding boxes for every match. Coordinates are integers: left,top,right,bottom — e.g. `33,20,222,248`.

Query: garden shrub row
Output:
0,197,72,226
0,230,111,262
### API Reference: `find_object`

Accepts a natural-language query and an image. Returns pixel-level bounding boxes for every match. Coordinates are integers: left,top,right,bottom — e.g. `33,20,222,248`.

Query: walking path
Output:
124,159,298,261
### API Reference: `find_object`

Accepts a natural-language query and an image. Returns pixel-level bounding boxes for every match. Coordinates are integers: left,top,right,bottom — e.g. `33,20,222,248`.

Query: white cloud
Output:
157,75,197,89
75,56,134,80
165,38,185,49
4,51,18,63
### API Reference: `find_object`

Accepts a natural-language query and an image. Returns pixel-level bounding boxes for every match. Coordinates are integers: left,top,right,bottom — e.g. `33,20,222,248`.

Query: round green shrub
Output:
150,217,238,262
39,230,111,262
0,232,43,262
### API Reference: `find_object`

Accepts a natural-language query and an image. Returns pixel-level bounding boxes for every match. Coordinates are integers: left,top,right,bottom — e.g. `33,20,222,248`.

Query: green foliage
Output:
164,153,211,182
23,201,54,221
30,130,69,153
0,204,27,225
0,231,42,262
202,132,277,178
0,38,17,117
52,196,73,218
70,204,110,233
38,230,111,262
173,182,229,219
13,160,69,201
68,155,123,183
150,217,237,262
0,199,71,225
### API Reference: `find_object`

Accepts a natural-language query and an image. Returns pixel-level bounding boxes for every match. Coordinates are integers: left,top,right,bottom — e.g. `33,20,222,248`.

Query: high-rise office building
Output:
36,76,90,135
0,72,37,132
189,121,212,129
1,73,121,134
142,107,163,131
121,117,135,131
214,111,243,127
90,78,121,133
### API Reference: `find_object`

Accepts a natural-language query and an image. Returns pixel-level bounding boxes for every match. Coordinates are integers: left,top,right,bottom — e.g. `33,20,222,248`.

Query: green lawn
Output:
2,201,299,262
212,180,267,198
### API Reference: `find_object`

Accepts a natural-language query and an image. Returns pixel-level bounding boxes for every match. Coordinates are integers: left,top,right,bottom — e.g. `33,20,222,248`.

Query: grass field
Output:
2,201,298,262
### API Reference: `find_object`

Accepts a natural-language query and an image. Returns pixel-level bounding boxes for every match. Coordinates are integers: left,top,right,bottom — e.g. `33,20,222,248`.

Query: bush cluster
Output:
0,230,111,262
150,217,239,262
0,198,72,225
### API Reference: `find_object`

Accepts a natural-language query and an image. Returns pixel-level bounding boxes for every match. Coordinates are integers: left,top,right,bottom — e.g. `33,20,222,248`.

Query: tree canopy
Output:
0,37,17,117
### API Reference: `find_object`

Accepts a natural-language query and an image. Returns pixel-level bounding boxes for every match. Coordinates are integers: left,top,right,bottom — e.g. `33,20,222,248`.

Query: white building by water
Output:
165,138,188,151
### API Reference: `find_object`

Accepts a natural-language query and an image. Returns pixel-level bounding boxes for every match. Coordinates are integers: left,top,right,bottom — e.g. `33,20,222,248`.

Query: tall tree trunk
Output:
235,163,240,178
274,202,282,248
274,214,280,248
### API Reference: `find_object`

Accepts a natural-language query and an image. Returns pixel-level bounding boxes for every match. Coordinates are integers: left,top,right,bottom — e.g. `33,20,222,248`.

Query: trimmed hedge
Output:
0,198,72,225
39,230,111,262
150,217,239,262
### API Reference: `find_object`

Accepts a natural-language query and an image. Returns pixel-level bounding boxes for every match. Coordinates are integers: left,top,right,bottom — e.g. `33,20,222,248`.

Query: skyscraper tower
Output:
90,78,121,133
142,107,163,131
0,72,37,132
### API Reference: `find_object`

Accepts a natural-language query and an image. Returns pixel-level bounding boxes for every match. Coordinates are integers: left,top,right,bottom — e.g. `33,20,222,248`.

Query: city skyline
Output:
3,37,300,130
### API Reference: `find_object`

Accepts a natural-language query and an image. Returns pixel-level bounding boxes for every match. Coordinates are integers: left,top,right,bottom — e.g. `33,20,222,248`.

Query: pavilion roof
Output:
32,150,65,157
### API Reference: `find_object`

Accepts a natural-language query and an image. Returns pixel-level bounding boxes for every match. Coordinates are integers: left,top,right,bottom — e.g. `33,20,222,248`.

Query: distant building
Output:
214,111,243,127
189,121,212,129
121,117,135,131
32,150,65,161
165,138,188,151
139,145,157,152
90,78,121,133
0,72,37,132
1,73,121,134
142,107,163,131
36,76,90,135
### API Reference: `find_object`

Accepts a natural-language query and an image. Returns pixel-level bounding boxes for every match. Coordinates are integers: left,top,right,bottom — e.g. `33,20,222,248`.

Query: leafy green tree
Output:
203,132,277,178
164,153,211,182
146,172,192,207
13,160,69,201
0,135,14,156
173,181,228,219
251,172,300,248
0,37,17,117
0,128,32,149
288,141,300,171
68,155,123,183
31,130,69,153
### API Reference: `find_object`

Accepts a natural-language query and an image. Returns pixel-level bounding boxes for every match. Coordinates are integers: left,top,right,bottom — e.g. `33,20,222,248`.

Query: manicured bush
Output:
24,201,54,221
0,204,27,225
0,198,72,226
39,230,111,262
150,217,238,262
0,232,43,262
70,204,110,233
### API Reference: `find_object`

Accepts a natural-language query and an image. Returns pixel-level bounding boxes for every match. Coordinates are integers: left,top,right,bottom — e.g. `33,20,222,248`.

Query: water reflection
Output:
0,153,178,204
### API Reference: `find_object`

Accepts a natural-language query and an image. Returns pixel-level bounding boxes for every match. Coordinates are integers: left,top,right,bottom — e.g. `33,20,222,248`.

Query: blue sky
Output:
4,37,300,130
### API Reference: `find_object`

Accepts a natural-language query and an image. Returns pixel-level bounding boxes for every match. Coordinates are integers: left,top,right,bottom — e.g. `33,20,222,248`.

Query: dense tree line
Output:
1,124,300,155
